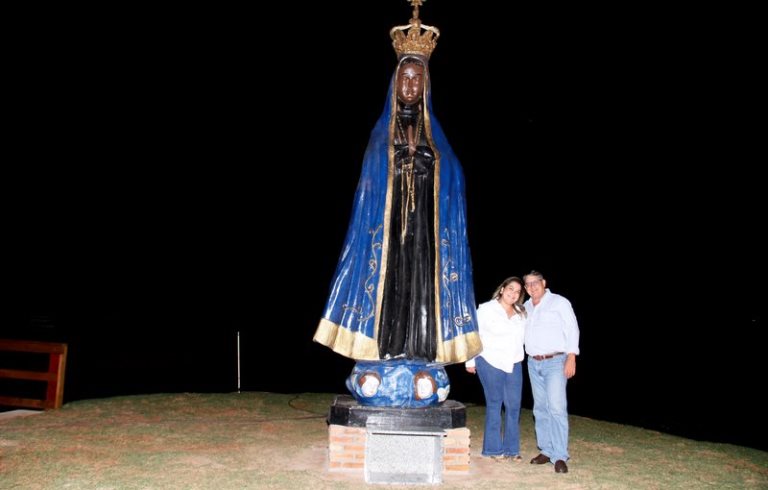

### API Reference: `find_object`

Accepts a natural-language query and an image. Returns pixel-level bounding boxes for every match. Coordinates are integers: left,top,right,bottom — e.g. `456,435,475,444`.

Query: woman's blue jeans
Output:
476,356,523,456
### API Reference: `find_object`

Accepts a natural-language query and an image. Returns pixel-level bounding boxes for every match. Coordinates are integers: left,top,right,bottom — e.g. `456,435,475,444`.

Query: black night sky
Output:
5,3,765,451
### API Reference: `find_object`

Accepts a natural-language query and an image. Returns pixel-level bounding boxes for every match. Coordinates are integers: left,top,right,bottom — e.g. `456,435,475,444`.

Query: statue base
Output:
329,394,465,429
346,359,450,407
325,395,471,480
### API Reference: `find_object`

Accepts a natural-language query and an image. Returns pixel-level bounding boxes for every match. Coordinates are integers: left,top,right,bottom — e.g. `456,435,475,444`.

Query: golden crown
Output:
390,0,440,59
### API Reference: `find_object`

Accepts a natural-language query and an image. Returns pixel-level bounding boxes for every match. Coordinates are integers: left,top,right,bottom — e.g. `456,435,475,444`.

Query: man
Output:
523,270,580,474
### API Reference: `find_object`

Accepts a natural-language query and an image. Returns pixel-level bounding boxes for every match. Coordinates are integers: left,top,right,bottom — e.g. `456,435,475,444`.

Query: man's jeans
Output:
528,354,569,462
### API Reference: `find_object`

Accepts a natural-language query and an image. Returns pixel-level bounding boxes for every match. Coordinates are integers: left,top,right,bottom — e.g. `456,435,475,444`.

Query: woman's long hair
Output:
490,276,527,317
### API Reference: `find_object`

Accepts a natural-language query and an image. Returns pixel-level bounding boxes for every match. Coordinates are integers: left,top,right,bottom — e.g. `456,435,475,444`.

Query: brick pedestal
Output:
325,395,471,476
327,425,471,475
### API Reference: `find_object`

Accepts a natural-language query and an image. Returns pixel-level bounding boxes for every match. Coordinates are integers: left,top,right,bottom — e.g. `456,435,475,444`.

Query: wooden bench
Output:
0,339,68,409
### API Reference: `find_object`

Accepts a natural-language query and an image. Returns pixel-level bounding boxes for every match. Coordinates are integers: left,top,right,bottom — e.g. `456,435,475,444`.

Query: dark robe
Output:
378,103,436,360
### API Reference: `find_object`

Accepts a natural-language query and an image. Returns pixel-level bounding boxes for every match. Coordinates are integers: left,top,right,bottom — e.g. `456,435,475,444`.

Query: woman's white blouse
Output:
465,299,526,373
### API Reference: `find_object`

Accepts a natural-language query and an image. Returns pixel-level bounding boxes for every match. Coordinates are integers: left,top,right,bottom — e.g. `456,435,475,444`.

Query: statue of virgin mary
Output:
313,1,481,406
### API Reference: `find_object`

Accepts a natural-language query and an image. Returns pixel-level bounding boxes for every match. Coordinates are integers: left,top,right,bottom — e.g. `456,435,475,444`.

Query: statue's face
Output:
416,376,434,399
396,62,424,106
360,375,380,397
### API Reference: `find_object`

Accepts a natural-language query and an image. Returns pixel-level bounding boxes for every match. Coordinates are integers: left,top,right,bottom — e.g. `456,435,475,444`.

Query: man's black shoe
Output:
530,453,550,465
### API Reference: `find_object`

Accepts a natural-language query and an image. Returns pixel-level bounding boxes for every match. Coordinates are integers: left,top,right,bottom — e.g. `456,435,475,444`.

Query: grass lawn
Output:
1,392,766,489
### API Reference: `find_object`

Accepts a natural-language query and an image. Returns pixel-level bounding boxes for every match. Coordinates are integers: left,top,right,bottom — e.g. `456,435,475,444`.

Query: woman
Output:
466,277,527,460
